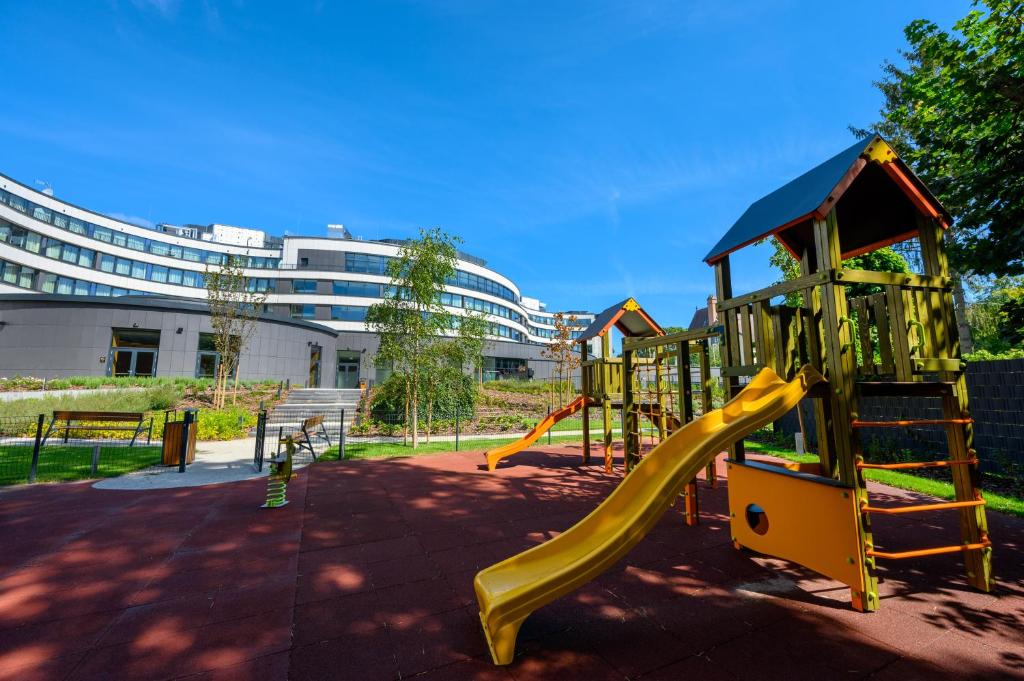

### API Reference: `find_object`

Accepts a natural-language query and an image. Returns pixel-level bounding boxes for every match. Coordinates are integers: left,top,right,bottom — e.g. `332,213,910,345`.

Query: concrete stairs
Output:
266,388,361,435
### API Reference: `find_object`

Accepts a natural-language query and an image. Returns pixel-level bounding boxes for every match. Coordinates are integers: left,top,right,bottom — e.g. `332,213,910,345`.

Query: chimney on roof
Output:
707,295,718,325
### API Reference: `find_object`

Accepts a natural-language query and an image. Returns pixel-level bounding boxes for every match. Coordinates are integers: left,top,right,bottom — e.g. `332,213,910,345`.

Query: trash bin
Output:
162,409,198,466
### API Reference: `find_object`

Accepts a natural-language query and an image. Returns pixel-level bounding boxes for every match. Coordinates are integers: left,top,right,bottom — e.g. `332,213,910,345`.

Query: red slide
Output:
485,395,595,471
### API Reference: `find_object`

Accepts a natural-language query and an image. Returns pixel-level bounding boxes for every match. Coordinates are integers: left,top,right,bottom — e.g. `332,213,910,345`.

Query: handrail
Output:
866,540,990,560
716,272,830,312
857,458,978,470
716,268,951,314
838,316,857,354
622,325,724,351
908,319,927,356
861,499,985,515
851,418,973,428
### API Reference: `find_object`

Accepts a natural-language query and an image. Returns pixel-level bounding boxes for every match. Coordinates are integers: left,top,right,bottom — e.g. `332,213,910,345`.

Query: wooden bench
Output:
42,411,153,447
277,414,331,462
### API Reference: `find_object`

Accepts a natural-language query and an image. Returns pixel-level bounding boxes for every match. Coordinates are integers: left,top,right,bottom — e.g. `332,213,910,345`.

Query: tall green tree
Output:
366,227,460,448
853,0,1024,277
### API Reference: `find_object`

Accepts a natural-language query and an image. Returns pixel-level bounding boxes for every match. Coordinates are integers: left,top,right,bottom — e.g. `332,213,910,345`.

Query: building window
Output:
292,279,317,293
345,253,390,275
195,332,238,378
290,304,316,319
330,305,368,321
0,259,35,289
332,281,380,297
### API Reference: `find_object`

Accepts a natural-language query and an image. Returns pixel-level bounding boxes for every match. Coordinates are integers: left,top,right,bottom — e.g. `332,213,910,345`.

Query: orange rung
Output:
851,418,973,428
866,540,991,560
861,499,986,515
857,458,979,470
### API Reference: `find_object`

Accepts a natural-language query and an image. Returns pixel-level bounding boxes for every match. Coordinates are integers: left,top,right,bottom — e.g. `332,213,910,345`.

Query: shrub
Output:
964,348,1024,361
194,408,256,440
370,372,475,420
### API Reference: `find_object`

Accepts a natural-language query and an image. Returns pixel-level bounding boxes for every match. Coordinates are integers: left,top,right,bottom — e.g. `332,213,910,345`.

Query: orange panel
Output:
728,461,865,593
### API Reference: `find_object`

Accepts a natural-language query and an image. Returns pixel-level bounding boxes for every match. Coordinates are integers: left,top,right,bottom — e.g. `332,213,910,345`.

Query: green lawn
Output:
320,432,595,461
0,445,163,486
745,441,1024,518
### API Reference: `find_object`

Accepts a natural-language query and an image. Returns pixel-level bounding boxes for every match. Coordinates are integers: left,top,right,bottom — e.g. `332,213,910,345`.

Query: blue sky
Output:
0,1,970,327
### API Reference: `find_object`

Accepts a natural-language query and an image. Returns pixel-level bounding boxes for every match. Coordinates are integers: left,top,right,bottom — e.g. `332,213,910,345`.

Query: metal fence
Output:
0,414,165,486
256,407,349,471
330,407,626,459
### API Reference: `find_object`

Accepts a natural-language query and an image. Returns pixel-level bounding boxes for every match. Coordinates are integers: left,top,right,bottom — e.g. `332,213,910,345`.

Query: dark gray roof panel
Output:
703,136,873,263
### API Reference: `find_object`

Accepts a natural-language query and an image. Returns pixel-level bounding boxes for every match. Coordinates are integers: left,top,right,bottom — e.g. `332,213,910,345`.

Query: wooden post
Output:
675,339,699,525
813,211,878,612
580,340,590,464
919,216,991,592
699,339,717,487
654,355,666,440
623,346,637,472
714,256,744,462
800,246,835,476
601,333,614,472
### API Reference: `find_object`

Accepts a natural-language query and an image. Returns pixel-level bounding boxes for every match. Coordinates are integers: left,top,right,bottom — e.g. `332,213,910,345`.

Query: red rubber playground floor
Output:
1,445,1022,681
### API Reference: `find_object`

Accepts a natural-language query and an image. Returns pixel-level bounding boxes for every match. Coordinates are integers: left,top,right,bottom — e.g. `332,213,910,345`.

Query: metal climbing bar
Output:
856,458,979,470
866,540,991,560
861,499,986,515
851,418,973,428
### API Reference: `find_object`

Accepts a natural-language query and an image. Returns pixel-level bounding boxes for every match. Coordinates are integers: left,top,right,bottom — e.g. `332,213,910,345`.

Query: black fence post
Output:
91,444,101,476
339,408,346,460
254,410,267,472
28,413,44,484
547,407,552,445
178,410,195,473
455,408,460,452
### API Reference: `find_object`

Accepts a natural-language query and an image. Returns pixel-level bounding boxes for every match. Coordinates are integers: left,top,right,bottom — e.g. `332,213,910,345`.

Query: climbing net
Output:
631,347,681,456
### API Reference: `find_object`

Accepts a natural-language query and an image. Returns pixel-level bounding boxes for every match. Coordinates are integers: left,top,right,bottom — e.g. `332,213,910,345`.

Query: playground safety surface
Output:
2,446,1022,681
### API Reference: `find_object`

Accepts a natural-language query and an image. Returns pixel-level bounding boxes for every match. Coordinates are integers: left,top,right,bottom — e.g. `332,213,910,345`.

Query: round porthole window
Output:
745,503,770,535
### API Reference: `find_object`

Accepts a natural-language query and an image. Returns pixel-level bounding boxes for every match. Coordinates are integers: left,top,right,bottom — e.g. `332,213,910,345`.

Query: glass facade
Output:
0,182,593,347
0,218,275,292
0,187,279,269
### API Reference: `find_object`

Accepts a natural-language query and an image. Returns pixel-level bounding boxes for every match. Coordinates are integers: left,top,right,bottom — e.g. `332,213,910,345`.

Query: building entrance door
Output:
108,328,160,377
336,350,360,389
308,345,322,388
337,363,359,389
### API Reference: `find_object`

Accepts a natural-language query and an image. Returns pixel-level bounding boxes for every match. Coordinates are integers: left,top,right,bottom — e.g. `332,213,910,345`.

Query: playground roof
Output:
576,297,664,343
703,135,951,265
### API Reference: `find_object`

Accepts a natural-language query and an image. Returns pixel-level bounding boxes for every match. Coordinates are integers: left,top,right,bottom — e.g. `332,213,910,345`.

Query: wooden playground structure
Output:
476,135,993,665
580,134,994,610
698,134,992,610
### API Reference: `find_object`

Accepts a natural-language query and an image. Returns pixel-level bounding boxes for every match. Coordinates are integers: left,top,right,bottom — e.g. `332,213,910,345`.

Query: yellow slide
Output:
485,395,595,471
474,365,825,664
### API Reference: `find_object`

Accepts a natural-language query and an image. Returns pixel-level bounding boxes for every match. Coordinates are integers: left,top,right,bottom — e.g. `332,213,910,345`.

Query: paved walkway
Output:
1,445,1022,680
91,438,274,491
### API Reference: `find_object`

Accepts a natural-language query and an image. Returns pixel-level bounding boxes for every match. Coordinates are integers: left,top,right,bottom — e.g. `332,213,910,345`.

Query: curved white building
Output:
0,173,593,386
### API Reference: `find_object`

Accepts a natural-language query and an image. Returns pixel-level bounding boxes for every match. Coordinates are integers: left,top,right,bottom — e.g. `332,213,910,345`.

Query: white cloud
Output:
106,212,156,229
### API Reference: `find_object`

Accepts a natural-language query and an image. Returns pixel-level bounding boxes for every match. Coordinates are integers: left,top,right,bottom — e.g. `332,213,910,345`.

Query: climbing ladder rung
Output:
861,499,985,515
866,540,991,560
851,418,973,428
857,458,979,470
